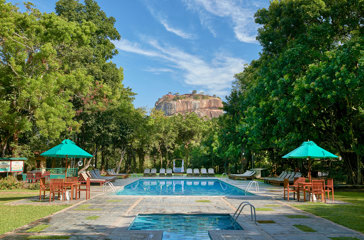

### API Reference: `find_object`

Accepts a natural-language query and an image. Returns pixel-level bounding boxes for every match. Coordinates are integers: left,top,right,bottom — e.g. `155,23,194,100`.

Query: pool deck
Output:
1,177,363,240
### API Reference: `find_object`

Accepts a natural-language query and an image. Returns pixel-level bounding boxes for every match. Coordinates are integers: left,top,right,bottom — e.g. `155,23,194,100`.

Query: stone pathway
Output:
1,177,363,240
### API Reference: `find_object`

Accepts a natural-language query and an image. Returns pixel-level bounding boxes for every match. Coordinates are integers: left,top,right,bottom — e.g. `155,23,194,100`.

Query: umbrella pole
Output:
65,156,68,179
308,158,312,182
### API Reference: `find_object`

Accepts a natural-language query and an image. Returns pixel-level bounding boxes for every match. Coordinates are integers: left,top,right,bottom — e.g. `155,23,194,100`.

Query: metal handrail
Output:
232,201,257,224
246,181,259,192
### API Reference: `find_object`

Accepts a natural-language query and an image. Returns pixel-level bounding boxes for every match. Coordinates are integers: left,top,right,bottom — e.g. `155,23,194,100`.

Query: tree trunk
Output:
101,146,105,170
12,130,19,157
166,151,169,169
138,150,145,173
79,148,98,174
116,149,125,174
158,146,163,168
94,145,98,169
79,158,92,173
357,154,362,185
341,151,357,184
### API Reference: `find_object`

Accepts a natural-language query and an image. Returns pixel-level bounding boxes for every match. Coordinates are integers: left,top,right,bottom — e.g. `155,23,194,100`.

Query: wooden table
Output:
297,182,312,202
64,182,80,200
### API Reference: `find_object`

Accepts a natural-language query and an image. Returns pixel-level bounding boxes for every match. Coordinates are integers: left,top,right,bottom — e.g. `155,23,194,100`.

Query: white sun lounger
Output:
143,168,151,177
186,168,193,176
201,168,208,176
166,168,173,176
229,170,256,179
150,168,157,176
263,171,287,181
193,168,200,176
159,168,166,176
208,168,215,176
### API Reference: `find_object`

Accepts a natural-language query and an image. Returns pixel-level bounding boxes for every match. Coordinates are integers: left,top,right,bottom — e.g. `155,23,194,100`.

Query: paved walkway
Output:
1,177,363,240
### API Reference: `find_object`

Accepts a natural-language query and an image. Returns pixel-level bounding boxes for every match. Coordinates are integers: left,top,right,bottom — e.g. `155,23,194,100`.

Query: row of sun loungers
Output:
106,169,129,178
263,171,302,185
143,168,215,176
186,168,215,176
79,169,118,186
229,170,256,180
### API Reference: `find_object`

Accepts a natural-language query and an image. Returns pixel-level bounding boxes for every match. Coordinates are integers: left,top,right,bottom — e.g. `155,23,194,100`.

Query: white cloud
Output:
113,39,162,57
146,5,195,39
183,0,259,43
113,38,246,96
159,18,195,39
145,67,175,74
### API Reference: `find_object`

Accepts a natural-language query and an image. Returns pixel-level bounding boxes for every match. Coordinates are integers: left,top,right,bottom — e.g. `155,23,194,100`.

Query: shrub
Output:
0,176,39,190
0,176,23,190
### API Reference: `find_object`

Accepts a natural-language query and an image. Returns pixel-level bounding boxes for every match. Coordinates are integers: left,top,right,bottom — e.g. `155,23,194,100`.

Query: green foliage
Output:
220,0,363,182
257,220,275,224
293,224,316,232
255,208,274,211
0,176,40,190
26,224,50,233
0,176,23,190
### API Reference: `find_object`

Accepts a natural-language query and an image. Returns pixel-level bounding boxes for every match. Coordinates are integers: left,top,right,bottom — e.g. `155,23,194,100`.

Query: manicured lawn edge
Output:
0,191,105,237
278,200,364,236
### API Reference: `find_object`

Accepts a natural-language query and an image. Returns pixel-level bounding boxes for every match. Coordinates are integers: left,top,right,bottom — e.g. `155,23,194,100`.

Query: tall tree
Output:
0,1,96,156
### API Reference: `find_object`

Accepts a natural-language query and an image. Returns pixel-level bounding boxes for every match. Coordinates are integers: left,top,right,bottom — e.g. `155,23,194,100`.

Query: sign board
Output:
11,161,24,172
0,161,11,172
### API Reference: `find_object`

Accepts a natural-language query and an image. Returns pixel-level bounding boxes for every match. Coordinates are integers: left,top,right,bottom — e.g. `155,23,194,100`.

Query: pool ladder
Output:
103,182,116,192
246,181,259,193
232,201,257,224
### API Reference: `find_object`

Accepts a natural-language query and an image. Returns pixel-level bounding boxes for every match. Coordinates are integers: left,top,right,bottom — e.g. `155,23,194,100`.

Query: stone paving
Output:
1,177,363,240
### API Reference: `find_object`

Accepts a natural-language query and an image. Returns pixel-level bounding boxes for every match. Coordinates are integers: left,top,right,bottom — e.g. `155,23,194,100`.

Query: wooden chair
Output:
39,177,49,200
78,177,90,200
66,177,79,200
309,180,326,203
291,177,306,199
325,178,334,202
49,179,65,202
283,178,294,201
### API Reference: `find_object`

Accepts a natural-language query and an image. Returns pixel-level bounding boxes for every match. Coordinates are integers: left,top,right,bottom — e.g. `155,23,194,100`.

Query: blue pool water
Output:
129,214,243,240
116,179,252,196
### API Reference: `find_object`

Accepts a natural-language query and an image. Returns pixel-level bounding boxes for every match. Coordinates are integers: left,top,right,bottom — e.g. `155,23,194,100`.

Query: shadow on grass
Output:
0,196,36,203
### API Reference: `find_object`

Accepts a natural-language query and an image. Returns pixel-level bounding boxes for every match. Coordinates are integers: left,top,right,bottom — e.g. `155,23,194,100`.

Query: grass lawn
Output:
293,191,364,233
0,191,69,235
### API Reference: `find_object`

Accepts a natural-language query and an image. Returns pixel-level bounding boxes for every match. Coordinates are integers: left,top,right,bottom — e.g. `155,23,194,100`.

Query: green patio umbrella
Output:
41,139,93,177
283,141,338,180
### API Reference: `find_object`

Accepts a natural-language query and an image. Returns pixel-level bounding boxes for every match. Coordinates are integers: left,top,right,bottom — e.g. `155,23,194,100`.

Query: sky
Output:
8,0,269,111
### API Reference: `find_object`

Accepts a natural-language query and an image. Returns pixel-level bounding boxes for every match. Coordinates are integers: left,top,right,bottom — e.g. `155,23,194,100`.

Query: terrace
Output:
1,176,363,240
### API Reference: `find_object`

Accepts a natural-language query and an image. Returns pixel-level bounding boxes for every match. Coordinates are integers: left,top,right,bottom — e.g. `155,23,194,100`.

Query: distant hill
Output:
155,93,224,119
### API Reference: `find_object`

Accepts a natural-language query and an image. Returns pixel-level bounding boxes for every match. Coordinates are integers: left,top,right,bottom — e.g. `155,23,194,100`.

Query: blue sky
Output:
9,0,269,111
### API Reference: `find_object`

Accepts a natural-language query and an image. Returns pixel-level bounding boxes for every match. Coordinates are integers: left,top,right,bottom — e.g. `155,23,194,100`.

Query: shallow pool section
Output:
116,179,252,196
129,214,242,240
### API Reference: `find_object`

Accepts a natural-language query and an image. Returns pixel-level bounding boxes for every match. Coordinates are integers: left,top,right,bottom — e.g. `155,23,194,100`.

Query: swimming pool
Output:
116,179,252,196
129,214,242,240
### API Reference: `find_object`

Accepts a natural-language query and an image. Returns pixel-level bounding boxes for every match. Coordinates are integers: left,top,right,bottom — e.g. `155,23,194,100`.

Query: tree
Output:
222,0,363,183
0,1,96,156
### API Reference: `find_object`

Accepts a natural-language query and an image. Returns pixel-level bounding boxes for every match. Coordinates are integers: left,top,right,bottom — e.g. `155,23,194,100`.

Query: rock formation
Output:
155,93,224,119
